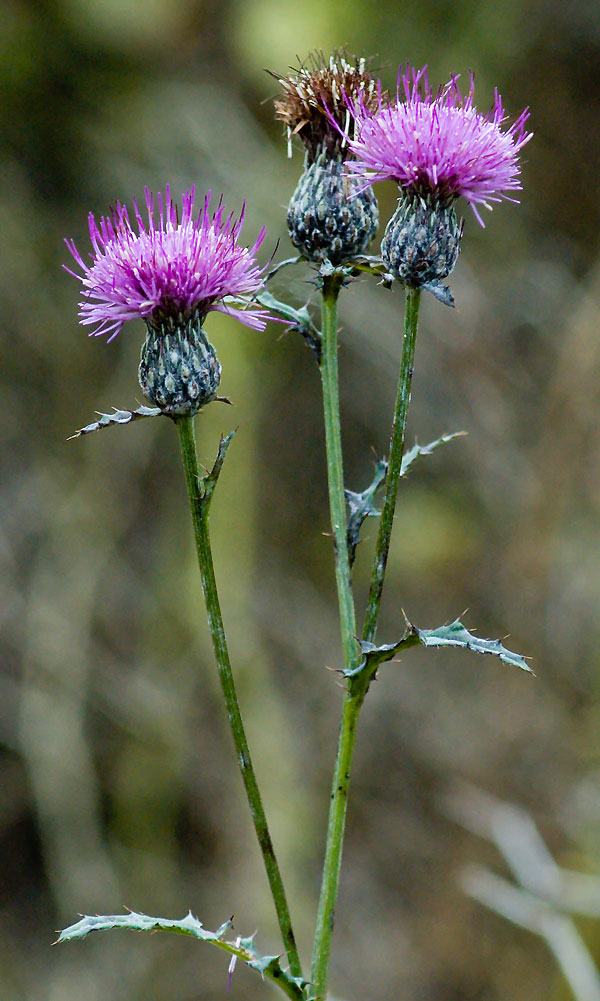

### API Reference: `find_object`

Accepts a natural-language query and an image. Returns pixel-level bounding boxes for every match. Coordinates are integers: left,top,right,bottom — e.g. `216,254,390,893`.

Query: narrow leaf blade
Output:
68,406,163,439
57,910,223,944
418,619,532,673
345,616,531,682
401,431,466,476
57,911,309,1000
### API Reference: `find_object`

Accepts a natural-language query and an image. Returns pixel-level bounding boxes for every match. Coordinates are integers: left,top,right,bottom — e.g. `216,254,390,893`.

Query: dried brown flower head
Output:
273,51,382,163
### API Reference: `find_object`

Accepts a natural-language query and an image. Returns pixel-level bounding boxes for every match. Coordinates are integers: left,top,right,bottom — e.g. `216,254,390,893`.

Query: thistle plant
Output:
58,54,533,1001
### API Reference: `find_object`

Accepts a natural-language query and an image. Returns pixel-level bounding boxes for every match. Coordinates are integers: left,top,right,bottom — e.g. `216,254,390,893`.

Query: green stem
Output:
312,286,422,999
176,416,302,982
319,275,358,665
363,286,421,644
311,680,366,1000
311,274,362,999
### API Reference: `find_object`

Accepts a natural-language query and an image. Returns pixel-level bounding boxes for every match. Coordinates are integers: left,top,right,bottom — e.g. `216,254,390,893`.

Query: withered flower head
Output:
273,52,382,266
274,51,382,164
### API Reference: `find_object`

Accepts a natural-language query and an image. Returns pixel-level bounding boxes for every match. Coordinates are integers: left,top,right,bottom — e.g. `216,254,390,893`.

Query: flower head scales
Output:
65,186,271,340
345,65,532,225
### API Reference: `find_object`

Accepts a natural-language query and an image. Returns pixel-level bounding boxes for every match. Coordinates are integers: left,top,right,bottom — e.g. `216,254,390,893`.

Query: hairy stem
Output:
363,286,421,644
176,415,302,981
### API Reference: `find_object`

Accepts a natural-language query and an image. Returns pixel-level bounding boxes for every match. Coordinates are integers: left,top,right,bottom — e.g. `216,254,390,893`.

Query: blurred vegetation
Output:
2,1,600,999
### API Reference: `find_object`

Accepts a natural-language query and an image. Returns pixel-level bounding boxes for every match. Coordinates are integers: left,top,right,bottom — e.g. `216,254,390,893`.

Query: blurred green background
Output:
3,1,600,999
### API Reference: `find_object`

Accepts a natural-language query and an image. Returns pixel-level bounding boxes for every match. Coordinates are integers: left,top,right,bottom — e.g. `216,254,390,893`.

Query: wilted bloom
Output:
65,187,271,414
345,65,532,287
274,52,381,266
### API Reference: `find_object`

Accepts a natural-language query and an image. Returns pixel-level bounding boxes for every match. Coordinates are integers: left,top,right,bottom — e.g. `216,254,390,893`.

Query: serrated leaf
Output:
68,406,164,439
401,431,466,476
345,459,387,566
57,911,309,1000
417,619,533,673
249,953,288,975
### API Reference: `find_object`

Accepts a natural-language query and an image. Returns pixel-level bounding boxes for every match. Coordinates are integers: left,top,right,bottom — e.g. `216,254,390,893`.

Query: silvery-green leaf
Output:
417,619,532,673
57,911,309,1000
254,290,312,329
401,431,466,476
68,406,163,439
422,280,455,307
344,616,531,684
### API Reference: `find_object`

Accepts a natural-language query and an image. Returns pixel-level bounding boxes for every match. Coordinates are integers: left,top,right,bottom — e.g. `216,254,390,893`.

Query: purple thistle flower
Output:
65,187,274,415
65,186,271,341
345,65,532,226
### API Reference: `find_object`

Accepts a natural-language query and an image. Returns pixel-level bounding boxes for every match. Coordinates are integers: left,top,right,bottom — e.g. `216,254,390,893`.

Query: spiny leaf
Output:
342,634,417,682
401,431,466,476
57,911,309,1000
358,637,407,673
200,429,236,508
344,616,531,683
68,406,163,439
345,459,387,566
345,433,464,566
417,619,533,673
57,910,227,944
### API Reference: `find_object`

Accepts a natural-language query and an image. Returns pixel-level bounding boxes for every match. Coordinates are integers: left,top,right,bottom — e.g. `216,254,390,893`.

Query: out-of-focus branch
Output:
442,782,600,915
462,867,600,1001
443,782,600,1001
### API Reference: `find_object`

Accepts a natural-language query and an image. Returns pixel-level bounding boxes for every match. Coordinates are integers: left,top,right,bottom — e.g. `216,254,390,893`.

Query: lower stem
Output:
176,415,302,981
311,275,361,999
363,286,421,644
311,681,366,999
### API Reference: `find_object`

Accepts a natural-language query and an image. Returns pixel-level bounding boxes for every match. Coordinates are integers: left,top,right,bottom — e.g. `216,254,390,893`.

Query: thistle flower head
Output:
273,50,381,163
345,65,532,225
65,186,271,340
